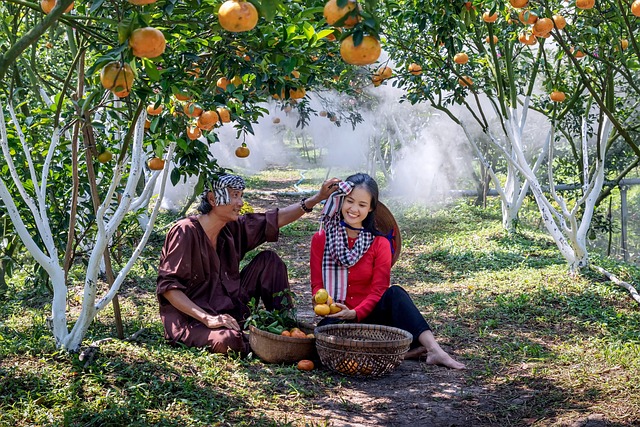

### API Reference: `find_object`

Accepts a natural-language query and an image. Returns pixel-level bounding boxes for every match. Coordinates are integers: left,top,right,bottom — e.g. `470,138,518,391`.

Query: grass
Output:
1,167,640,426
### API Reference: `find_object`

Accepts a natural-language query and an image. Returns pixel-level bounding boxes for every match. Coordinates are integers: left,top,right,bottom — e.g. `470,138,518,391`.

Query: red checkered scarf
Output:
320,181,374,303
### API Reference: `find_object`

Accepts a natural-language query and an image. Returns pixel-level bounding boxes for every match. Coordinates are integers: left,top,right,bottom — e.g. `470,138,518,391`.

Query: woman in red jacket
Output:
310,173,465,369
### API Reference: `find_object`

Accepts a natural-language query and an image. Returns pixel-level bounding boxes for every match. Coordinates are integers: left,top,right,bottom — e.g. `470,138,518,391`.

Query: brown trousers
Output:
177,250,290,354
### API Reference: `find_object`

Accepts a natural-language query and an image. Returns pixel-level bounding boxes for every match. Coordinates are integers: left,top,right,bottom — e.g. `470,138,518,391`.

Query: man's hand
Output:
205,313,241,331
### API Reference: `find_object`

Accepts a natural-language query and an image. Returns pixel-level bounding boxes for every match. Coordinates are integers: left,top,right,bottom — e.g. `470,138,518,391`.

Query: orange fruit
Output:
174,91,191,101
319,110,328,117
291,330,307,339
144,118,151,129
127,0,157,4
509,0,528,7
281,330,291,337
297,360,314,371
485,35,499,43
408,63,422,75
329,303,342,314
216,107,231,123
314,304,331,316
217,77,231,91
183,103,203,118
272,117,281,124
314,288,329,304
458,75,473,87
129,27,166,59
100,61,134,94
518,33,538,45
235,146,250,158
148,157,165,170
552,14,566,30
518,10,538,24
340,35,381,66
453,52,469,64
533,18,553,36
550,91,566,102
372,75,383,86
306,333,315,338
218,0,259,32
186,126,202,140
97,151,113,163
482,11,498,22
576,0,595,9
41,0,73,14
198,110,219,128
572,48,586,58
147,104,163,115
289,87,306,99
620,39,629,50
377,66,393,79
336,358,359,374
633,0,640,16
324,0,359,27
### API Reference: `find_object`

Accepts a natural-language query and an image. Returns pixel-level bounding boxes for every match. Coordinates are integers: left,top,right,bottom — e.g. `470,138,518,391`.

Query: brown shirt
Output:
156,211,279,342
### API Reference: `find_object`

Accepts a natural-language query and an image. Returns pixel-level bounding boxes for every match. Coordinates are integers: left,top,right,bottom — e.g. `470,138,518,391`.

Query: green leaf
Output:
143,58,161,81
117,17,134,45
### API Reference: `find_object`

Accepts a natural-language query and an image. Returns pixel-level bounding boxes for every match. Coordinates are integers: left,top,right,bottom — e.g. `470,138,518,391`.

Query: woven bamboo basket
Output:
314,324,412,377
249,322,317,364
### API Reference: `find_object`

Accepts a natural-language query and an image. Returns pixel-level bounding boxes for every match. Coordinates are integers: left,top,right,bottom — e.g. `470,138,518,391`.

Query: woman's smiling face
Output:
341,186,373,229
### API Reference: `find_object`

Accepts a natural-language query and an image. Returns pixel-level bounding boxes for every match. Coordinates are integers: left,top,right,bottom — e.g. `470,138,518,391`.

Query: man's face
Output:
212,188,244,222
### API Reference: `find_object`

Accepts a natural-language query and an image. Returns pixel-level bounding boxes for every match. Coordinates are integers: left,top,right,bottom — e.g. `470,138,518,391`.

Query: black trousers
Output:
318,285,431,349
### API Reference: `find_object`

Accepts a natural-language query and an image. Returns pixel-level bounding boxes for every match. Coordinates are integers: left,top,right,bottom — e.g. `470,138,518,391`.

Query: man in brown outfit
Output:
156,174,339,354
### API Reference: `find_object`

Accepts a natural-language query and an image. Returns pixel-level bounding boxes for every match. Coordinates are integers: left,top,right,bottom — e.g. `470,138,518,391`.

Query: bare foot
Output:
425,349,466,370
404,346,428,360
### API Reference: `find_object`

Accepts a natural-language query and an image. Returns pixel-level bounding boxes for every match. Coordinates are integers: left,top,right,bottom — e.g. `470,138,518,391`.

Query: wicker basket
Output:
249,322,317,364
314,323,412,377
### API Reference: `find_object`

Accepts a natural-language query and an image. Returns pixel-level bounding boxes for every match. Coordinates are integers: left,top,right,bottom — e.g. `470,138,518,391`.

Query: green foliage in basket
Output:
243,289,299,335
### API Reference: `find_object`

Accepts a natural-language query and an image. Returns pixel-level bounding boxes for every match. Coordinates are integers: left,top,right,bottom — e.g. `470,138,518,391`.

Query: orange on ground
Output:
324,0,359,27
297,360,314,371
129,27,166,59
482,11,498,22
408,63,422,75
218,0,259,32
41,0,73,14
340,35,381,66
148,158,165,170
314,304,331,316
235,146,250,158
100,61,134,94
216,107,231,123
186,126,202,141
453,52,469,64
552,14,566,30
147,104,163,115
550,91,566,102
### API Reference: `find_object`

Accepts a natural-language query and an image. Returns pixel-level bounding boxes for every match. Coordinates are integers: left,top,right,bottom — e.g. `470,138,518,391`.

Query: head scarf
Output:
320,180,374,303
210,174,245,206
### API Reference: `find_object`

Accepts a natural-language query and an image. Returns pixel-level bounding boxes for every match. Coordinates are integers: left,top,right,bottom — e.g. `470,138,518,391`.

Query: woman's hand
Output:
327,303,357,320
204,313,241,331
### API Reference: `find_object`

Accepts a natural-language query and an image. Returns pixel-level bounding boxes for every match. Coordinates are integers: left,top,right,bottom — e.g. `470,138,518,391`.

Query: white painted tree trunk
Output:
0,99,175,351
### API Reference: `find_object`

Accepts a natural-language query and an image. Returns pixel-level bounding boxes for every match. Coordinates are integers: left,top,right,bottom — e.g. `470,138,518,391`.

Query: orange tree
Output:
376,0,640,273
0,0,363,350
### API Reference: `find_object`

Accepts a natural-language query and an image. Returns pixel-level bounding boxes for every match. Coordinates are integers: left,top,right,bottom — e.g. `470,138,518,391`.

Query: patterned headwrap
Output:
320,181,374,303
210,174,245,206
